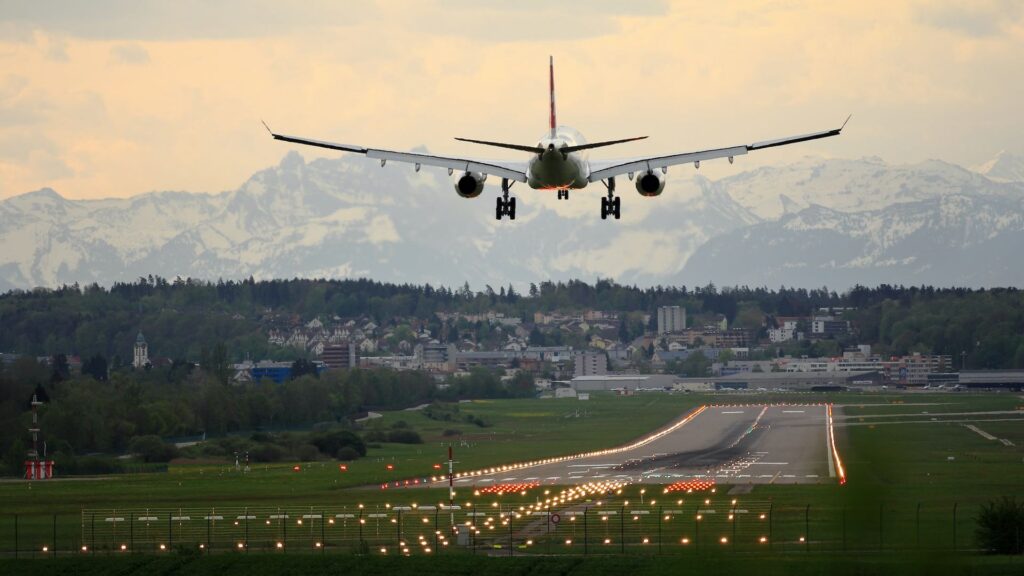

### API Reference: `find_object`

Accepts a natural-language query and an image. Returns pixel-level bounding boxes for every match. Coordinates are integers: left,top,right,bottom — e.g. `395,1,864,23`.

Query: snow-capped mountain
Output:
716,156,1014,220
679,194,1024,288
0,151,757,292
974,150,1024,183
1,151,1021,292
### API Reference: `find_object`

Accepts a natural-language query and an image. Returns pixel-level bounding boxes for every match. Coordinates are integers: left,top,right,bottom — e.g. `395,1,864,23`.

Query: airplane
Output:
264,57,849,221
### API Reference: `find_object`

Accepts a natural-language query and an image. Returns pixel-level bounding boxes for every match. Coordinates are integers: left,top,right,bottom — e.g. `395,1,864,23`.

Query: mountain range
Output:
1,149,1022,292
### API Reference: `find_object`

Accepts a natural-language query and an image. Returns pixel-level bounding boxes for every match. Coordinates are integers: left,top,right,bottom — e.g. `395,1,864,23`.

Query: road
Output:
442,404,834,487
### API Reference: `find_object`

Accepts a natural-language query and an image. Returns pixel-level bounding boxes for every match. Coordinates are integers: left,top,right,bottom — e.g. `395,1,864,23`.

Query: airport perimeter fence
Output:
4,499,1017,558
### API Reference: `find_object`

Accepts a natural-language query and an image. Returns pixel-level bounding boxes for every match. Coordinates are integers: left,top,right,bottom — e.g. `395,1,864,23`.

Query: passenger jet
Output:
265,57,849,221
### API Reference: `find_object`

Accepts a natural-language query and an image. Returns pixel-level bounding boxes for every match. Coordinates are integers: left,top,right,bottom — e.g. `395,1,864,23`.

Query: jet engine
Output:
635,170,665,197
454,171,487,198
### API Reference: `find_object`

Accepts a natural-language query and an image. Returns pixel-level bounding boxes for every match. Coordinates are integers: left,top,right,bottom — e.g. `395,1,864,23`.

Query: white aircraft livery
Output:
265,57,849,221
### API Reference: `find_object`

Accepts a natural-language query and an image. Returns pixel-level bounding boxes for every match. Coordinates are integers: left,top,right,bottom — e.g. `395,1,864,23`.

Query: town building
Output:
657,306,687,334
574,351,608,377
811,316,850,338
321,342,359,370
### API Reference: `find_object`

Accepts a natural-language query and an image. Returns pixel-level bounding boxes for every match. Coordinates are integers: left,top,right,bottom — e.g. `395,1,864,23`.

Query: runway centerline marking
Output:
722,411,745,414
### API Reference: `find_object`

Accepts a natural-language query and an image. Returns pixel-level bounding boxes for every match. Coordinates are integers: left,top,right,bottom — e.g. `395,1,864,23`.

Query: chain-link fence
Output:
0,499,1000,558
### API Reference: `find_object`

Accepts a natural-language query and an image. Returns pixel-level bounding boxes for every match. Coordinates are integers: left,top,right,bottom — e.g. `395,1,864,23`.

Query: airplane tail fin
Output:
549,55,556,139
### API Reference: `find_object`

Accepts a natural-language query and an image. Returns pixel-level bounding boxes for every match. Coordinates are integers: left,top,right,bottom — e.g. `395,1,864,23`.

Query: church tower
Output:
133,331,149,368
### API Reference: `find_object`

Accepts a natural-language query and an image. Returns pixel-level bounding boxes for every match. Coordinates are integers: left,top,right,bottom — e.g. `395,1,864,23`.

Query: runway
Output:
441,404,835,488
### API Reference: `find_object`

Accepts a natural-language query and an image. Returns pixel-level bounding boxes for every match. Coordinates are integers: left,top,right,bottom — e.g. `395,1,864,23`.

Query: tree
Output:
50,353,70,383
975,497,1024,554
290,358,319,380
81,354,108,382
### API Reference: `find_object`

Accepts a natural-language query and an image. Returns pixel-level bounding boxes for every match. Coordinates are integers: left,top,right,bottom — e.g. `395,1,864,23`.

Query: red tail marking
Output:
549,56,556,138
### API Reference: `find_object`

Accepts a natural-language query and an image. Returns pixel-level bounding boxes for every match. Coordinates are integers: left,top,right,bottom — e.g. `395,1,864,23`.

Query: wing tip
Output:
840,114,852,131
260,119,274,136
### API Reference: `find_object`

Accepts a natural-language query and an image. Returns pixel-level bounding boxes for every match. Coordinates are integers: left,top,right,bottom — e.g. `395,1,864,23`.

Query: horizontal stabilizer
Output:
454,138,545,154
561,136,647,154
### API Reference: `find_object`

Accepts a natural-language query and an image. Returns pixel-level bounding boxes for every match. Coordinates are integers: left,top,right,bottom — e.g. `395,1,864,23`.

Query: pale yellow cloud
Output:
0,1,1021,199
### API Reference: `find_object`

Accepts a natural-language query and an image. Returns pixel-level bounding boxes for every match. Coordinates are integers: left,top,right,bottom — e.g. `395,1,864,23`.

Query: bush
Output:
336,446,360,461
976,496,1024,554
128,435,179,463
391,420,409,429
441,429,462,437
251,443,286,463
295,444,321,462
386,429,423,444
311,429,367,458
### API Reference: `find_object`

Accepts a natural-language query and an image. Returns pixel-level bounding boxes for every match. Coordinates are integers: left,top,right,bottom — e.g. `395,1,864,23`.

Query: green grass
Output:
2,551,1023,576
0,391,1021,563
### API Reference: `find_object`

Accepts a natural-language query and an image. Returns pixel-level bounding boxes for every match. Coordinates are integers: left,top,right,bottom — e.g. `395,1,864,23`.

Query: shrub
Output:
336,446,360,461
128,435,179,463
386,429,423,444
295,444,321,462
250,443,286,463
976,496,1024,554
441,429,462,437
311,429,367,457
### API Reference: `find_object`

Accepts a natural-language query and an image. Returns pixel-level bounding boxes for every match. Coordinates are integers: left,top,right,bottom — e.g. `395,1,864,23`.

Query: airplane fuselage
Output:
527,126,590,190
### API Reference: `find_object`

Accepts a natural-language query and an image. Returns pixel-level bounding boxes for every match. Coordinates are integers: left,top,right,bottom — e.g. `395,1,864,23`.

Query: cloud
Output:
109,43,150,65
915,0,1024,37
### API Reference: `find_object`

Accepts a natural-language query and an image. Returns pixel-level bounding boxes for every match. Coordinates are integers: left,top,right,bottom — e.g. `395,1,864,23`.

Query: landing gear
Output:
600,177,620,220
496,178,516,220
557,189,569,200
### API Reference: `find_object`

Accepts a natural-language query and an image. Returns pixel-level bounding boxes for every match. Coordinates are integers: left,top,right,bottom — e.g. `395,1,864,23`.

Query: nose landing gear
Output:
557,189,569,200
600,177,620,220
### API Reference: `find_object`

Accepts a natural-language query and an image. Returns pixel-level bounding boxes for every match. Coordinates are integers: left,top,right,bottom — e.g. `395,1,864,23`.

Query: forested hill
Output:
1,278,1023,369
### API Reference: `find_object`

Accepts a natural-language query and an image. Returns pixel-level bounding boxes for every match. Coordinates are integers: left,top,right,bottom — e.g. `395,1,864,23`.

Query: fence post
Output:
916,503,921,549
805,504,810,552
91,513,95,555
207,513,211,555
546,509,550,555
320,511,325,555
434,508,439,554
508,508,513,558
583,507,588,556
168,513,173,552
358,510,363,551
732,504,737,549
767,503,773,552
841,507,846,552
879,502,883,552
130,513,134,554
620,506,625,554
659,506,663,555
52,514,57,558
695,512,701,552
396,509,401,551
952,503,957,552
14,514,18,559
244,508,248,553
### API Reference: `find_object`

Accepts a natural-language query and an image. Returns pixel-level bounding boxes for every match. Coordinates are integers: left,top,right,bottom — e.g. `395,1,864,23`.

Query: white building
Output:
768,320,800,343
133,331,149,368
657,306,687,334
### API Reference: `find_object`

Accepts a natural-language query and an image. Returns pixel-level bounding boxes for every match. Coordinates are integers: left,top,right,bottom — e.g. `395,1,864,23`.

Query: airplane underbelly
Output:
527,155,588,189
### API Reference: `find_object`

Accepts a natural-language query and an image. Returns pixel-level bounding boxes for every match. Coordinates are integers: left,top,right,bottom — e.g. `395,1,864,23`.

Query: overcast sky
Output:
1,0,1022,199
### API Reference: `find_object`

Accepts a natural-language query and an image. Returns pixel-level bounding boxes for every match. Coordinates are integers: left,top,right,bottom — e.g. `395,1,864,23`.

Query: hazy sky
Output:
1,0,1022,199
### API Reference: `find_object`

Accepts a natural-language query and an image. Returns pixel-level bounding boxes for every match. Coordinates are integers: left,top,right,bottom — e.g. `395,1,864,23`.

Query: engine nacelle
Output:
454,171,486,198
635,170,666,197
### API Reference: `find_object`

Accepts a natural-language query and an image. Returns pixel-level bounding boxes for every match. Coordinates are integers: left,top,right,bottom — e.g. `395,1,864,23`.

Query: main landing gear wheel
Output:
600,177,621,220
495,178,517,220
557,189,569,200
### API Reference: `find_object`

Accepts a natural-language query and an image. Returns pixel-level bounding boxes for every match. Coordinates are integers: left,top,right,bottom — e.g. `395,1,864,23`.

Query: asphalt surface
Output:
447,404,833,487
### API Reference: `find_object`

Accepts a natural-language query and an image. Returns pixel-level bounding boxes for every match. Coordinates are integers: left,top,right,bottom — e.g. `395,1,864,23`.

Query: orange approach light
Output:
433,463,442,470
339,464,348,471
386,464,395,471
292,465,301,472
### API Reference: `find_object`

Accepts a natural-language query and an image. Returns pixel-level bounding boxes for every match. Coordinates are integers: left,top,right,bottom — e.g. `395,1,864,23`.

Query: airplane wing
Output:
588,117,850,182
263,123,527,182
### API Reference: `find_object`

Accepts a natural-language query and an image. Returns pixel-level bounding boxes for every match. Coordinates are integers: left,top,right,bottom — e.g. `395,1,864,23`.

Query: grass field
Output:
0,390,1021,570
